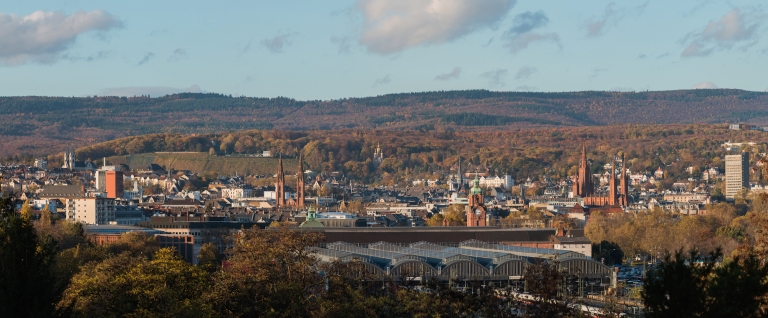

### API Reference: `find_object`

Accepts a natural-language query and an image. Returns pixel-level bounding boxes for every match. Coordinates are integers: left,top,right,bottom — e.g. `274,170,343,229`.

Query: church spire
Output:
297,153,305,209
276,154,285,208
620,152,628,207
457,156,463,191
610,154,617,206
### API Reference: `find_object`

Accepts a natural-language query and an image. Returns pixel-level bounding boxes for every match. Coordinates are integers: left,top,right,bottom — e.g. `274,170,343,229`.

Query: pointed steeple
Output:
276,154,285,208
297,152,305,208
470,173,482,196
575,140,593,197
457,156,463,191
620,152,628,207
610,154,617,206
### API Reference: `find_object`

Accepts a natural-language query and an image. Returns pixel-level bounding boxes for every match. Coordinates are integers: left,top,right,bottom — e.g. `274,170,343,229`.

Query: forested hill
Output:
0,89,766,156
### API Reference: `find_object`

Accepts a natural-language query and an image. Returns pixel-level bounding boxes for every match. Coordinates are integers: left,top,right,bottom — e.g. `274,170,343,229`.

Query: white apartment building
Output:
221,186,253,199
552,236,592,258
65,197,115,225
725,153,750,199
479,175,514,189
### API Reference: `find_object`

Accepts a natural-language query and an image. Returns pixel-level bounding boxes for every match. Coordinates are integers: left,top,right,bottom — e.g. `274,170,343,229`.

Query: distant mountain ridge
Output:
0,89,766,156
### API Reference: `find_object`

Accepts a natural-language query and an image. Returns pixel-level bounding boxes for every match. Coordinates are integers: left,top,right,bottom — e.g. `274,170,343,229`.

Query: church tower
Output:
297,153,305,209
466,175,487,227
276,154,285,208
620,153,629,207
457,156,463,191
609,155,617,206
62,149,75,170
574,141,593,197
373,143,383,168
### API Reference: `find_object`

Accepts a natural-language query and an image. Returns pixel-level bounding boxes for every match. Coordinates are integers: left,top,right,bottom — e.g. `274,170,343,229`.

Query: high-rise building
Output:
106,170,124,199
725,153,749,199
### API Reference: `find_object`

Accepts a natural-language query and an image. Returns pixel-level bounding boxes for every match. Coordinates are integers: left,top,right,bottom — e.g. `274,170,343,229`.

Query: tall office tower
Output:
725,153,749,199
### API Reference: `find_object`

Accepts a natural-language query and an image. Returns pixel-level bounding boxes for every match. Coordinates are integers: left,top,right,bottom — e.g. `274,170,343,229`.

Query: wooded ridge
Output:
1,89,766,156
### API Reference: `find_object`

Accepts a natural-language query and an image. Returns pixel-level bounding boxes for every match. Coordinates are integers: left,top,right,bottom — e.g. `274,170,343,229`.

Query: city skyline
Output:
1,0,766,99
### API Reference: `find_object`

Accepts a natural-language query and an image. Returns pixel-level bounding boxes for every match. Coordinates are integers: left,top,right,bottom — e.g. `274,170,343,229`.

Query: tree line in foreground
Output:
3,195,768,317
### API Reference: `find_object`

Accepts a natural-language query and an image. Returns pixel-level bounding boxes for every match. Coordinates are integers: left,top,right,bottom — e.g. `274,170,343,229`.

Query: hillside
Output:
65,124,768,185
1,89,767,156
106,152,298,176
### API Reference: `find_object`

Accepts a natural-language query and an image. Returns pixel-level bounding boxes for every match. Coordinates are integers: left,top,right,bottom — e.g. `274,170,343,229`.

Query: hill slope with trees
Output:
1,89,767,156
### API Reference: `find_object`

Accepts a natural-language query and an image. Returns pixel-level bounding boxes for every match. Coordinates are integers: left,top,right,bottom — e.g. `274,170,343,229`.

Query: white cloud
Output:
0,10,122,65
502,11,560,53
514,66,536,80
435,67,462,81
261,32,298,53
356,0,516,54
681,9,760,57
692,81,718,89
479,68,507,87
99,85,203,97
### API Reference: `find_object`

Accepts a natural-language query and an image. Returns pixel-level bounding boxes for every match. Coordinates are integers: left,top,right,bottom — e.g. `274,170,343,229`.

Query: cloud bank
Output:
681,9,760,57
356,0,516,54
502,10,560,53
0,10,122,65
99,85,203,98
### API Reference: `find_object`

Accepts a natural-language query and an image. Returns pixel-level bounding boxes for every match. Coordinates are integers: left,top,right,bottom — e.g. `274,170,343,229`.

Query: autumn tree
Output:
38,203,52,228
0,195,58,317
197,242,221,272
20,199,32,220
205,226,325,316
428,204,466,226
522,260,578,316
643,248,768,318
58,248,212,317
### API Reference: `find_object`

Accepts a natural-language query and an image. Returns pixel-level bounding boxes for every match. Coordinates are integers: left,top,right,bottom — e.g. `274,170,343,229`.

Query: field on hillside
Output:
107,152,299,176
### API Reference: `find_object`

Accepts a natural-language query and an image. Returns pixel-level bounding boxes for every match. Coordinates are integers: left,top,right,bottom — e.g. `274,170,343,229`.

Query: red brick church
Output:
572,142,629,209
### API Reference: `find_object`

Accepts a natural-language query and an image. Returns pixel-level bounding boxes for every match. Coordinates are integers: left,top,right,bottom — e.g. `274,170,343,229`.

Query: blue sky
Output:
0,0,765,99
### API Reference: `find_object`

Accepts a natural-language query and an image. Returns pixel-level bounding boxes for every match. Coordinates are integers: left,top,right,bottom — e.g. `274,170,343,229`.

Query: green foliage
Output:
58,248,213,317
642,248,768,318
439,112,560,126
715,226,745,241
592,241,625,265
0,195,58,317
197,242,220,272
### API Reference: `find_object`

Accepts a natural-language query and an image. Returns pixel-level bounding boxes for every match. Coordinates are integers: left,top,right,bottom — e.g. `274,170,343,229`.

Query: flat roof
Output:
313,227,556,244
84,225,164,235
